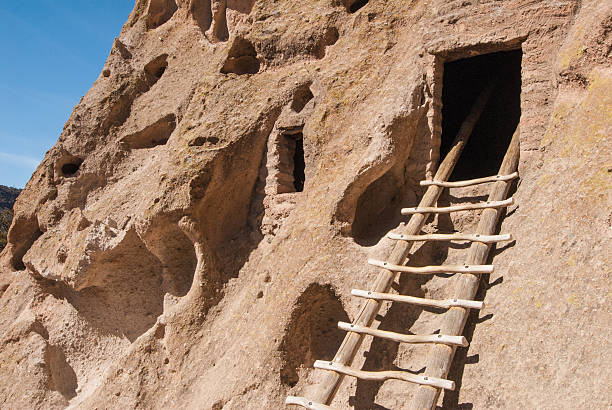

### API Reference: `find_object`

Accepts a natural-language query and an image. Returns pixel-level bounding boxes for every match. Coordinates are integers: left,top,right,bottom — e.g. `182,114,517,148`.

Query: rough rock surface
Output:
0,0,610,409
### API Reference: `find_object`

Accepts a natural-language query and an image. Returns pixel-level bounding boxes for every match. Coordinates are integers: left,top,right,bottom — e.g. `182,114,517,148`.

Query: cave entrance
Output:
439,49,522,180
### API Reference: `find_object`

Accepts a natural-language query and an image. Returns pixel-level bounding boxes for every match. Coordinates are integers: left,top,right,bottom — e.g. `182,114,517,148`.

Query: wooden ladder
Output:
285,84,521,410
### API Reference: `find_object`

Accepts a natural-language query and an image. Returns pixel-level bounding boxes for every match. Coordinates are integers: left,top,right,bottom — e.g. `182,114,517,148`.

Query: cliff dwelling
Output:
0,0,610,409
439,50,522,180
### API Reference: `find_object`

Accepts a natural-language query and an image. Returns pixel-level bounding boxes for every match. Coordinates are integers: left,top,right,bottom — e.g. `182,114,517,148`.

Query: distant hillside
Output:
0,185,20,251
0,185,20,210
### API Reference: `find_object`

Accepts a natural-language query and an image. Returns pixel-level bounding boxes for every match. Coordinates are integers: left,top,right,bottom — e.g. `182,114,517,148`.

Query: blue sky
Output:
0,1,135,188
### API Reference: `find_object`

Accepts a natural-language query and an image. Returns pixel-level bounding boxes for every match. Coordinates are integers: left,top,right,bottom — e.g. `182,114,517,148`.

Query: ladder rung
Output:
368,258,494,274
420,171,519,187
387,232,513,244
351,289,484,310
338,322,468,347
313,360,455,390
401,197,514,215
285,396,335,409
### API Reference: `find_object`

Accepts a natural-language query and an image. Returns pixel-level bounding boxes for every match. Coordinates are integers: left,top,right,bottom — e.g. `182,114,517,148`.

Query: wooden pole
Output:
350,289,484,310
401,198,513,215
367,259,494,275
420,171,518,187
306,84,494,405
285,397,335,410
387,232,513,244
337,322,469,347
313,361,455,390
408,127,520,410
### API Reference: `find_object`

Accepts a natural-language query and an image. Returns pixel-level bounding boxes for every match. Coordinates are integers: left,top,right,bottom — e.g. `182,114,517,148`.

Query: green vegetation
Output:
0,209,12,251
0,185,20,209
0,185,20,252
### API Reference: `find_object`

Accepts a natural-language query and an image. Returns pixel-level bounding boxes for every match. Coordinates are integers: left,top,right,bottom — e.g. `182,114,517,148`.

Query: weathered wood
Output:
387,232,513,244
420,171,518,187
338,322,468,347
368,259,494,275
285,397,335,410
401,198,513,215
313,361,455,391
307,84,494,405
351,289,484,310
408,128,520,410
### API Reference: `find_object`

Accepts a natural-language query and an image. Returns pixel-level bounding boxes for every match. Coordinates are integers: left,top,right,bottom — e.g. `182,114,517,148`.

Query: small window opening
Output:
292,136,305,192
275,131,306,194
144,54,169,88
439,49,522,180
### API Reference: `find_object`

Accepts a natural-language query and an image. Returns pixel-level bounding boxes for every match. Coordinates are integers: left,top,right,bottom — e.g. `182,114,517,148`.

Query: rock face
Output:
0,0,610,408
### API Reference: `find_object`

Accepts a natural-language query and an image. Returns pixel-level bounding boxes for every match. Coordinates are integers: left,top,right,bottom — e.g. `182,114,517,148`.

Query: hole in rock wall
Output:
291,85,314,113
105,94,135,132
343,0,369,13
280,284,349,387
221,37,260,75
439,50,522,180
276,131,306,193
146,0,178,30
141,220,198,298
61,163,80,177
122,114,177,149
292,136,305,192
144,54,169,87
314,27,339,59
56,155,84,178
9,216,43,271
191,0,212,32
192,0,255,40
101,54,168,134
73,229,165,342
352,170,403,246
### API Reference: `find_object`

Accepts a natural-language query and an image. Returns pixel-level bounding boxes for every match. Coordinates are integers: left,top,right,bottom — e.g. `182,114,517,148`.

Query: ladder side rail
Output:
408,128,520,410
308,84,495,405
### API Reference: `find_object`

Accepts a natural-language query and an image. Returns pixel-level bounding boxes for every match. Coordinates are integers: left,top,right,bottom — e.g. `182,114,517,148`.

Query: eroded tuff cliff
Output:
0,0,610,408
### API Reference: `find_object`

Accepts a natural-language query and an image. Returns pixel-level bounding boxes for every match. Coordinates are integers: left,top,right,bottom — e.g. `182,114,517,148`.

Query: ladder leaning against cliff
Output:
285,82,521,410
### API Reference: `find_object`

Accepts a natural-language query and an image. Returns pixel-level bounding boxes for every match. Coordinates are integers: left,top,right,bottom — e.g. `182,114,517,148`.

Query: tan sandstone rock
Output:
0,0,610,408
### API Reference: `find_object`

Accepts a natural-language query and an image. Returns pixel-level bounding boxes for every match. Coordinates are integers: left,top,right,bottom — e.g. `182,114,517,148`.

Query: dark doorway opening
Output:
439,50,522,180
292,136,305,192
